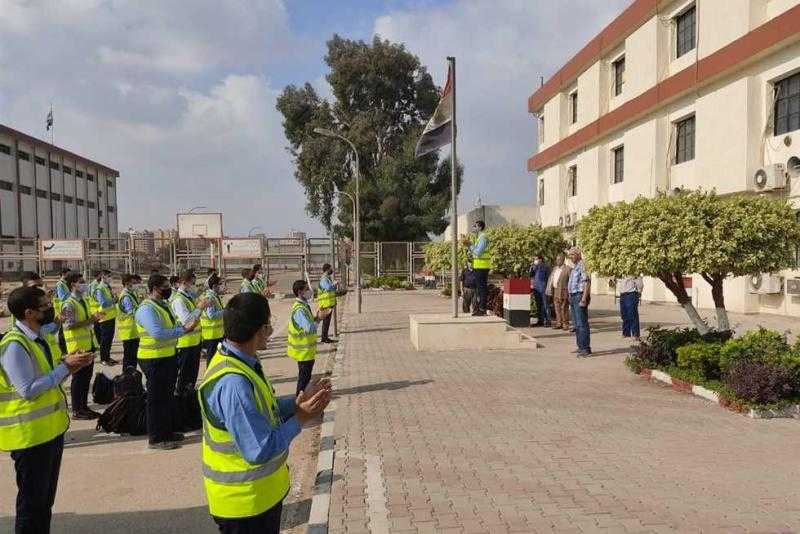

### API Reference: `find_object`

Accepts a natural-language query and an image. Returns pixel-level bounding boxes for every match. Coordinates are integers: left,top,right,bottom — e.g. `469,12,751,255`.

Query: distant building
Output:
442,204,540,240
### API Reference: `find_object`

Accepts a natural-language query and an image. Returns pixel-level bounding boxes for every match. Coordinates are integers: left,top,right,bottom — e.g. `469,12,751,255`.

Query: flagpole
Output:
448,56,458,318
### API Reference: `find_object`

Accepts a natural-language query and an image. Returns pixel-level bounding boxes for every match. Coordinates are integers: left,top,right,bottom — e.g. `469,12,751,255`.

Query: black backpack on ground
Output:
175,387,202,432
113,368,145,399
96,394,147,435
91,372,114,405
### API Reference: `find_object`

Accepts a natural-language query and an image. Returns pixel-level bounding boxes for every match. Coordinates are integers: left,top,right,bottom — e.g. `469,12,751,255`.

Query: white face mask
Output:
302,289,313,301
534,259,541,266
77,283,89,294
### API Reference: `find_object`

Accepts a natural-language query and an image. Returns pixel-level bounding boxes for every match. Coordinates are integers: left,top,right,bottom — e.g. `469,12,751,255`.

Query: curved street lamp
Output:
247,226,262,237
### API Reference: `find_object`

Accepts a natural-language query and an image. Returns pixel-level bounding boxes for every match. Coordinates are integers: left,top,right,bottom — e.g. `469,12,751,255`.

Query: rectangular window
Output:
613,57,625,96
35,156,46,166
538,179,545,206
0,144,10,155
570,91,578,124
87,201,96,209
107,205,115,213
87,174,95,182
63,166,72,175
99,227,104,235
18,185,32,195
98,210,103,217
76,198,84,206
774,72,800,136
36,188,48,199
676,5,696,59
75,170,84,178
98,190,103,197
106,179,113,187
675,115,696,164
51,192,61,201
0,180,13,191
64,195,73,204
17,150,30,161
613,146,625,183
50,161,60,171
568,165,578,197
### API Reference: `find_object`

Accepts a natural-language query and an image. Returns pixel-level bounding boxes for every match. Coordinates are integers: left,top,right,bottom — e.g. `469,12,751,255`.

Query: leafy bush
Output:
640,327,704,367
723,360,796,405
719,328,789,373
676,342,723,380
487,285,503,316
366,276,413,290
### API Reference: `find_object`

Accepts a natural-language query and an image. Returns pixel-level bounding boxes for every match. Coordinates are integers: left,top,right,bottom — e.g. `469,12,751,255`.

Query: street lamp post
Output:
187,206,207,214
247,226,262,237
314,127,362,313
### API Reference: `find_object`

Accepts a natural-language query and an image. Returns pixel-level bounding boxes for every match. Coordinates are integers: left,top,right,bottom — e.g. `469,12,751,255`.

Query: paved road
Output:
329,290,800,533
0,296,335,533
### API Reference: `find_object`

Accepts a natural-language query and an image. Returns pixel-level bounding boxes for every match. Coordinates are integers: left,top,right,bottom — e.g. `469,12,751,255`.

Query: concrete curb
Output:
639,368,800,419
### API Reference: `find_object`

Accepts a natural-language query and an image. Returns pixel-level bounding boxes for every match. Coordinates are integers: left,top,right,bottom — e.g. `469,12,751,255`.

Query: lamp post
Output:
314,127,362,313
187,206,207,214
247,226,262,237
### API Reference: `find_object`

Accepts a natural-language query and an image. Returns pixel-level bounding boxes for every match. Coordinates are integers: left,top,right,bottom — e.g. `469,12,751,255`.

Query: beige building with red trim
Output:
529,0,800,316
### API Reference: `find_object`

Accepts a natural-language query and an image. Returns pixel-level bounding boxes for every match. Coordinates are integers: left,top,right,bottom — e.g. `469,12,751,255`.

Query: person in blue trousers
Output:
618,276,644,341
567,247,592,357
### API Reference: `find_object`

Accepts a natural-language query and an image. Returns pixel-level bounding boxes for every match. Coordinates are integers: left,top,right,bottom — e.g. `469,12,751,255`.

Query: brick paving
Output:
329,290,800,533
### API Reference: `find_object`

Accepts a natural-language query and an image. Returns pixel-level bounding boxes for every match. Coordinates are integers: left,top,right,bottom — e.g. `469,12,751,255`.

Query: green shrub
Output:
365,276,411,290
641,327,703,367
719,328,789,373
676,342,723,380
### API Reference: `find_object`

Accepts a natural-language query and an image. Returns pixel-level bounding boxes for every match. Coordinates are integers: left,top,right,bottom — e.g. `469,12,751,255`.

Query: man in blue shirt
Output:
530,255,551,327
93,269,119,366
468,220,491,316
567,247,592,357
200,292,331,532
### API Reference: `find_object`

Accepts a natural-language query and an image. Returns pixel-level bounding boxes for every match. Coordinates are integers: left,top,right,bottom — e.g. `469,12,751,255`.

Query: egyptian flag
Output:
415,64,453,157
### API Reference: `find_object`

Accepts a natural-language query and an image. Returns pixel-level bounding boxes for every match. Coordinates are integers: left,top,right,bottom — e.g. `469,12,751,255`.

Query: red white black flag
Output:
415,64,453,157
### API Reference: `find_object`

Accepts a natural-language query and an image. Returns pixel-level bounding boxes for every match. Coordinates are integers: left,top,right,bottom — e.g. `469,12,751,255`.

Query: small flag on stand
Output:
415,64,454,157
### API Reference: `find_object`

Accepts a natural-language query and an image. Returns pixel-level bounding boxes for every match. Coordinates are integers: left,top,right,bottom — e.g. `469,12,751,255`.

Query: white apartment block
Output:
0,124,119,245
528,0,800,316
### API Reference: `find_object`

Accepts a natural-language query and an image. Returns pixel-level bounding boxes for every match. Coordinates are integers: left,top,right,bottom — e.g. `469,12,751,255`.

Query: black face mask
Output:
159,288,172,301
40,307,56,326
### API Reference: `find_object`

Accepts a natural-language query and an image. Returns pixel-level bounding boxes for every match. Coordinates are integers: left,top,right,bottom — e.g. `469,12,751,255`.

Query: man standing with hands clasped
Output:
287,280,332,396
199,292,331,533
567,247,592,357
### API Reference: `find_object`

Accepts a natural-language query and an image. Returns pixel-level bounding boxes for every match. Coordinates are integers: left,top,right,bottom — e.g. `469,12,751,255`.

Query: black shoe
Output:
148,441,181,450
101,357,119,366
472,311,487,316
167,432,185,442
576,350,592,358
320,338,338,344
72,408,101,420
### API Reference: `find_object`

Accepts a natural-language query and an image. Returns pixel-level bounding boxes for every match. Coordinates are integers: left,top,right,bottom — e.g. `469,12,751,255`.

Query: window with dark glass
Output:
76,198,84,206
675,115,695,164
570,92,578,124
107,205,115,213
63,166,72,175
75,170,83,178
613,57,625,96
106,179,113,188
64,195,73,204
774,72,800,136
17,150,30,161
87,174,95,182
0,144,10,155
87,201,96,209
51,192,61,201
50,161,60,170
613,146,625,183
18,185,32,195
98,210,103,217
35,156,46,166
0,180,13,191
568,166,578,197
36,189,47,199
98,190,103,197
676,5,696,59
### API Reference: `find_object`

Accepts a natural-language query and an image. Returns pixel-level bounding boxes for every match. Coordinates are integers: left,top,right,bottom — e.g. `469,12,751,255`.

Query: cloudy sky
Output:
0,0,629,236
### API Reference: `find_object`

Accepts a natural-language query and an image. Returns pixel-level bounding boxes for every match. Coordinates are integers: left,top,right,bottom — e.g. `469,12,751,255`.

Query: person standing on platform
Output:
61,272,103,420
199,292,331,534
92,270,119,366
317,263,338,344
530,255,551,327
287,280,331,395
170,270,208,394
0,285,94,534
117,274,142,371
619,275,644,341
546,254,572,330
567,247,592,357
135,274,199,450
201,273,225,365
468,220,491,316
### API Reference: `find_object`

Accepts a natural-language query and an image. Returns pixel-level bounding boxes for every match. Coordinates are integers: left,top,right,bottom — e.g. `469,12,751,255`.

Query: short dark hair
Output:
60,268,71,276
322,263,332,272
207,268,217,275
292,279,308,297
178,269,196,283
224,293,271,343
149,274,168,292
65,272,83,288
93,270,103,278
252,264,262,273
122,273,135,285
535,254,544,261
241,268,252,279
208,274,221,289
169,275,179,286
8,286,46,321
132,274,143,282
20,271,42,285
475,220,485,230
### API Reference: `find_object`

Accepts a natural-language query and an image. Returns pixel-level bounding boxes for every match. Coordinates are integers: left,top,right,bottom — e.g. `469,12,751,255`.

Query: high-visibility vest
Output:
62,297,97,352
116,289,140,341
471,232,492,270
240,279,256,293
201,291,224,341
53,279,69,315
252,278,265,293
287,300,317,362
198,346,290,519
95,282,118,322
0,327,70,452
316,274,337,309
172,291,202,348
136,299,179,359
86,280,100,315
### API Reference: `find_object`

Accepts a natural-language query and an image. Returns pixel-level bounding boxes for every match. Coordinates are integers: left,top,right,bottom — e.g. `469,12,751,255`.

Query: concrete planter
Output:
502,277,531,327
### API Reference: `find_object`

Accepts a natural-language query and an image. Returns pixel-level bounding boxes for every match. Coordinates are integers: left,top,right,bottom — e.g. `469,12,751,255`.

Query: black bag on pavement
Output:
175,388,202,432
113,368,145,399
96,394,147,435
92,372,114,405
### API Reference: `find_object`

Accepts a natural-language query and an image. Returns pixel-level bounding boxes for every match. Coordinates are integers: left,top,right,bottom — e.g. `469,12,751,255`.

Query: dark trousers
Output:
122,339,140,371
569,293,591,352
620,292,641,337
176,345,202,393
70,360,94,411
532,289,550,325
320,307,334,341
474,269,489,312
57,329,66,354
139,356,178,443
11,434,64,534
213,501,283,534
296,360,315,395
203,338,223,365
462,287,475,313
94,319,116,362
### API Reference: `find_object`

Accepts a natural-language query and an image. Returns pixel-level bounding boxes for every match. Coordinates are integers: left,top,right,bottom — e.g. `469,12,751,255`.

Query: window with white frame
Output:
612,146,624,183
675,5,696,59
613,56,625,96
568,165,578,197
774,72,800,136
674,115,695,164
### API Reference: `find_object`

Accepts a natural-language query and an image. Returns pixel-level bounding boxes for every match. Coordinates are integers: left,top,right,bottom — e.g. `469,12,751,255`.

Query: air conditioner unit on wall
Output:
564,212,577,228
786,278,800,296
748,273,784,295
750,164,787,192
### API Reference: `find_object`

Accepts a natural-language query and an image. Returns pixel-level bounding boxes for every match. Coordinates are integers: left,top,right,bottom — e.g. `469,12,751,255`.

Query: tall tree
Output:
276,35,462,241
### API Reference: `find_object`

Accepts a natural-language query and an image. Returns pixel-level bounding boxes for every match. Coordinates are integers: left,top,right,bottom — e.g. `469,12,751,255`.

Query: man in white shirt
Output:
618,275,644,340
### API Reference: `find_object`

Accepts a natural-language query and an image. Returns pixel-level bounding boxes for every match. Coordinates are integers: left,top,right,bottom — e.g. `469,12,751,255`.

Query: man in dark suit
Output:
530,255,551,327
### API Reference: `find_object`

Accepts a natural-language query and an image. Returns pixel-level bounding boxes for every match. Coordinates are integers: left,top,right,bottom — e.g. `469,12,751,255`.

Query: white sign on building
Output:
40,240,85,260
221,238,263,259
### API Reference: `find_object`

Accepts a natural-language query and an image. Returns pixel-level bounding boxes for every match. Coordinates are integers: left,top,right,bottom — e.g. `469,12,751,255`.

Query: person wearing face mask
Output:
200,292,331,533
0,286,94,534
317,263,339,344
135,274,200,450
117,274,142,371
240,268,257,294
61,272,103,420
170,270,210,395
201,273,225,365
468,220,492,316
90,270,119,366
287,280,331,396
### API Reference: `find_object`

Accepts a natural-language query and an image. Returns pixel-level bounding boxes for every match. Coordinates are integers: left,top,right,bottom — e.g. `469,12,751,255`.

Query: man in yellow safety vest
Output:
199,292,330,533
468,220,492,316
117,273,142,370
287,280,331,395
316,263,338,343
200,273,225,365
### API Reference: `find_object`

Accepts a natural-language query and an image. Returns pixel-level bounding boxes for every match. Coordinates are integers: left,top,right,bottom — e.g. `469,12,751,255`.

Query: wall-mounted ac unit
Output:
564,212,577,228
786,278,800,296
750,164,787,192
748,273,784,295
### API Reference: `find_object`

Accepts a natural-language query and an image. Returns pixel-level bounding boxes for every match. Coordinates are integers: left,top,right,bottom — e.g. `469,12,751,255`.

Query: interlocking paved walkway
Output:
328,291,800,533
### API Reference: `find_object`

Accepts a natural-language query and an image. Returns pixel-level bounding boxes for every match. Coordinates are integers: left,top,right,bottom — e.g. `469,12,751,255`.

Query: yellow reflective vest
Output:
198,346,290,518
201,291,224,341
52,279,69,315
316,274,337,309
172,291,202,349
0,327,70,452
471,232,492,270
62,296,97,353
116,289,140,341
287,300,317,362
136,299,179,359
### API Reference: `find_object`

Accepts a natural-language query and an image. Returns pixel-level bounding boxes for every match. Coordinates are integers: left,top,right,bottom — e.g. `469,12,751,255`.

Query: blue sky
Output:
0,0,629,237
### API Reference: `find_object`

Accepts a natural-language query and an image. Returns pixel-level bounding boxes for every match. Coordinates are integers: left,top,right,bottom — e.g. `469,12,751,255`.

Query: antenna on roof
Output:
540,76,544,87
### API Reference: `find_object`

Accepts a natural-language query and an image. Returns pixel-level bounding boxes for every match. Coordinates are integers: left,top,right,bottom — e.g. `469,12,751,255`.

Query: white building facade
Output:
529,0,800,316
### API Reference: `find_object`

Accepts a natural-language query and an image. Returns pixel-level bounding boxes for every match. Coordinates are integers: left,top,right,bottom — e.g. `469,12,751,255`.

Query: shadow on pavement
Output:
342,326,406,335
64,427,148,449
334,379,433,397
